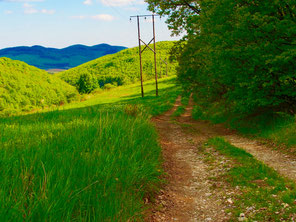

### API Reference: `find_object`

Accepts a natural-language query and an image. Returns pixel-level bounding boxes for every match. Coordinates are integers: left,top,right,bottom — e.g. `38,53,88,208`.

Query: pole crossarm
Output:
130,14,160,18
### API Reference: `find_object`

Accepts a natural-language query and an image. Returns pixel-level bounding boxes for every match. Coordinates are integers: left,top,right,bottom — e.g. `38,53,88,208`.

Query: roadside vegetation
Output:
0,57,78,116
57,41,178,94
0,76,180,221
192,98,296,152
146,0,296,151
206,137,296,221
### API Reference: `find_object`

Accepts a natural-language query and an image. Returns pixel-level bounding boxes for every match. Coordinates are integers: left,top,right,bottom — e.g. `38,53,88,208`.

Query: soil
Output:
146,96,296,222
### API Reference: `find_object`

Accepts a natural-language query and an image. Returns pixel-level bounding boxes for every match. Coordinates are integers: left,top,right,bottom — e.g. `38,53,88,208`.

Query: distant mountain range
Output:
0,44,127,70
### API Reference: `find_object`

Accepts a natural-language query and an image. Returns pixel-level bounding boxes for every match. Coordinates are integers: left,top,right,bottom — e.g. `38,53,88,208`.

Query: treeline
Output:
146,0,296,114
57,41,178,94
0,57,78,115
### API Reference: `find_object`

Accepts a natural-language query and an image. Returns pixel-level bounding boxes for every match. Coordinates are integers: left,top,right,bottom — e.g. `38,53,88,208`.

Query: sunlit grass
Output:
0,76,180,221
61,76,177,111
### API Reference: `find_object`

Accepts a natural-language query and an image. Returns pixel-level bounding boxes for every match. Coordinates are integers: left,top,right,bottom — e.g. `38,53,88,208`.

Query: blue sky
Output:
0,0,181,49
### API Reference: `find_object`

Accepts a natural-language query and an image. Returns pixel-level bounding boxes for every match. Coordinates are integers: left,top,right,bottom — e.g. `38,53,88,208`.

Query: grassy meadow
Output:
0,77,180,221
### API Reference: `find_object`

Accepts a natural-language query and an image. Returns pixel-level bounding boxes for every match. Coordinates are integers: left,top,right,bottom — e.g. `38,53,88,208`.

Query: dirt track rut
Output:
147,96,296,221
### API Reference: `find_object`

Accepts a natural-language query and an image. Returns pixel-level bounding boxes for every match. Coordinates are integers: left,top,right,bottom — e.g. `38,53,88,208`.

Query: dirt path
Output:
147,96,296,221
224,135,296,182
148,97,233,222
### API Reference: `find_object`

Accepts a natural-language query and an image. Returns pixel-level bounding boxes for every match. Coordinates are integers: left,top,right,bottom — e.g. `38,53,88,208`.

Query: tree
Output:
77,73,98,94
146,0,296,114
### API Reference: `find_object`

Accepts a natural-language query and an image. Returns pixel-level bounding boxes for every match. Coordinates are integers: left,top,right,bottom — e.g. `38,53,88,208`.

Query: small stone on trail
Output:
227,198,233,204
246,206,254,212
205,193,212,197
205,218,212,221
282,203,289,208
238,213,247,221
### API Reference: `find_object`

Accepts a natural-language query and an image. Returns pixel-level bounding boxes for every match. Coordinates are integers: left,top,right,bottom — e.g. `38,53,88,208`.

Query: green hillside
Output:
57,41,178,93
0,77,179,221
0,57,78,115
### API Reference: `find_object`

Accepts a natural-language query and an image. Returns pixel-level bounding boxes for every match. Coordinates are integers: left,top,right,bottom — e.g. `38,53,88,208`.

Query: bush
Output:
103,83,117,90
77,73,98,94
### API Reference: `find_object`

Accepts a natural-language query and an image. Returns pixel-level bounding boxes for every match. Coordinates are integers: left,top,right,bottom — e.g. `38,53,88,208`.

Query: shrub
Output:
103,83,117,90
77,73,98,94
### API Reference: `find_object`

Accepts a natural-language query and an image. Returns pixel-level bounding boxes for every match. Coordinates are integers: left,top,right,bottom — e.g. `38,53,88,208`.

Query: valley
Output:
0,0,295,218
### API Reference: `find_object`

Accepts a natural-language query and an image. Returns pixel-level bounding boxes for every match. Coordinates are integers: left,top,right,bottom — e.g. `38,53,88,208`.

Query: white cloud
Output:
4,10,13,14
22,3,55,15
100,0,144,7
71,15,87,19
83,0,92,5
91,14,114,21
41,9,55,14
71,14,115,21
23,3,38,14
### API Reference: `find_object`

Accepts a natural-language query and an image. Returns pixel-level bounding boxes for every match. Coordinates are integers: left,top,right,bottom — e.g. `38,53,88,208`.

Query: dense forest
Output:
57,41,178,93
0,57,78,115
146,0,296,115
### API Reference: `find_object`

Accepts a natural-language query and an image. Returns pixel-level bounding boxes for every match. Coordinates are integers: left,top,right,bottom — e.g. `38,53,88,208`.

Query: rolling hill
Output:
57,41,178,93
0,57,78,115
0,44,126,70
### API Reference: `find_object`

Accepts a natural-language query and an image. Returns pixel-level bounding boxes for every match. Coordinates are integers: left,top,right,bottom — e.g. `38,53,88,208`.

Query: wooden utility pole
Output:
152,14,158,96
130,14,160,97
137,16,144,98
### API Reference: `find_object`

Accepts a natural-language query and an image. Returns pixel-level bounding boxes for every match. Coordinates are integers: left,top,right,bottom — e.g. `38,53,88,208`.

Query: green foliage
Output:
146,0,296,114
0,57,78,116
192,94,296,150
58,41,178,94
207,137,296,221
77,72,98,94
103,83,117,90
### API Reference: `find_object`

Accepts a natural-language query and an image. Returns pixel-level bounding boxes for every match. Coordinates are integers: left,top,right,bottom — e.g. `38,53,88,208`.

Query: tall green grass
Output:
0,77,180,221
0,108,162,221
